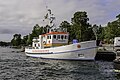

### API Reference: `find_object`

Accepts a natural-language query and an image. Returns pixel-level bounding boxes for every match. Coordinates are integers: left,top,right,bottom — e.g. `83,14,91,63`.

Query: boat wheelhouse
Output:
32,32,69,49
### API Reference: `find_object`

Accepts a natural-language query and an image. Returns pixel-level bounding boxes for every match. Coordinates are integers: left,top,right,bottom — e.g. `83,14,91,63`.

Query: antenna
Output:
43,0,48,9
43,0,56,32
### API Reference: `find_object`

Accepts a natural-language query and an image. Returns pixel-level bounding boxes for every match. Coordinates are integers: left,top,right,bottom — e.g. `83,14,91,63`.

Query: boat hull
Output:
25,40,97,60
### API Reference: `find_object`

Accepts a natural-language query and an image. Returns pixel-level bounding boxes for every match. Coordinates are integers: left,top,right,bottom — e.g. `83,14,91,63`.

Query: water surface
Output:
0,47,119,80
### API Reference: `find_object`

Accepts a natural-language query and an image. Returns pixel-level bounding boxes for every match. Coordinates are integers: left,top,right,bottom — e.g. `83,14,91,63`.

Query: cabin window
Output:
47,36,49,39
51,29,53,32
118,40,120,41
49,35,51,39
61,35,64,39
47,35,51,39
34,44,36,47
57,35,60,39
53,35,56,39
65,35,68,39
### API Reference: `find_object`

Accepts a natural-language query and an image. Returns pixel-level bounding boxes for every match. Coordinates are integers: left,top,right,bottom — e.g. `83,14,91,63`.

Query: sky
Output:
0,0,120,42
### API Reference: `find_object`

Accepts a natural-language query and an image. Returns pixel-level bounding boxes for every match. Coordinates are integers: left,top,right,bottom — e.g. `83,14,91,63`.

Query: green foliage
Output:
92,13,120,43
21,35,28,46
32,24,43,37
71,11,89,25
11,34,22,46
59,12,96,42
93,24,105,40
22,24,47,46
105,20,120,39
12,11,112,46
59,21,71,31
71,11,94,41
102,13,120,43
0,41,10,46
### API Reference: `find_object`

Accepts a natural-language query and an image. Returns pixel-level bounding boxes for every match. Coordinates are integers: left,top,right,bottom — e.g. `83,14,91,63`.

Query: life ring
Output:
43,41,46,44
49,40,50,43
77,44,81,48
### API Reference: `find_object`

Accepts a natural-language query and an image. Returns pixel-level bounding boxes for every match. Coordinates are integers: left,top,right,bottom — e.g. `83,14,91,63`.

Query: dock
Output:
95,44,116,61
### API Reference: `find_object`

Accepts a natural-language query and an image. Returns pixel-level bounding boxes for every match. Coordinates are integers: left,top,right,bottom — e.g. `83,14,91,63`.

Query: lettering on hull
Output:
32,50,49,53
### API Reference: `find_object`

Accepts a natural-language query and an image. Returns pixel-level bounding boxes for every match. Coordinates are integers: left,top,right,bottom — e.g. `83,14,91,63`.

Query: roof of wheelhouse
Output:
42,32,68,36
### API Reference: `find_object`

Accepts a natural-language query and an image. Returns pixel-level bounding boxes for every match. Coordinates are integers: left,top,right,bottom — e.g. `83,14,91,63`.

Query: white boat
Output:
114,37,120,52
25,40,97,60
114,37,120,47
25,8,97,60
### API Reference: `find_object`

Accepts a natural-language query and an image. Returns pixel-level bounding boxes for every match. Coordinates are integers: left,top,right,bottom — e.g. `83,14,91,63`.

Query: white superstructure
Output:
114,37,120,47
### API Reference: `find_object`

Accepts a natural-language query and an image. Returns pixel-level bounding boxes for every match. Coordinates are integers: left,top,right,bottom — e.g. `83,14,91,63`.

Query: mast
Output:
44,6,56,32
43,0,67,33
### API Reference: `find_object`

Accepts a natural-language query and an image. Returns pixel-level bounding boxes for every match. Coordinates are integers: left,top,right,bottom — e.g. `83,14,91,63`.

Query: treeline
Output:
0,41,11,46
11,11,120,47
92,14,120,44
11,24,47,47
104,14,120,43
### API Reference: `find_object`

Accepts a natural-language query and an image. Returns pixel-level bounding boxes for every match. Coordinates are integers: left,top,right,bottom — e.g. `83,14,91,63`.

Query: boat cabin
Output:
32,8,69,49
32,32,69,49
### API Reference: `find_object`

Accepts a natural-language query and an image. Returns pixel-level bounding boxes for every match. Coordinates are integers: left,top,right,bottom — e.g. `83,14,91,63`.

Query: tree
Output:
71,11,94,41
21,35,28,46
32,24,41,37
11,34,22,46
0,41,10,46
59,21,71,31
105,21,120,40
92,24,105,40
71,11,89,25
26,34,33,46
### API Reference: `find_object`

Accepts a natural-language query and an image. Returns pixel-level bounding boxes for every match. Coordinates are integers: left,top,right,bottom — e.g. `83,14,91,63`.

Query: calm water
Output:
0,47,120,80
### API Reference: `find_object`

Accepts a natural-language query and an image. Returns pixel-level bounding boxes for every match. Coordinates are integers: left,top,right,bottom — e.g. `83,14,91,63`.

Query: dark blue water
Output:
0,47,120,80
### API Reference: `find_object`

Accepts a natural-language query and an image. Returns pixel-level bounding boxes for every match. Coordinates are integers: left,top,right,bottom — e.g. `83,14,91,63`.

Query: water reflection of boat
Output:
25,8,97,60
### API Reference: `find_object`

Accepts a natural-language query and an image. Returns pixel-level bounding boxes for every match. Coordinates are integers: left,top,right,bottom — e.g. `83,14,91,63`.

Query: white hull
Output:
25,40,97,60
